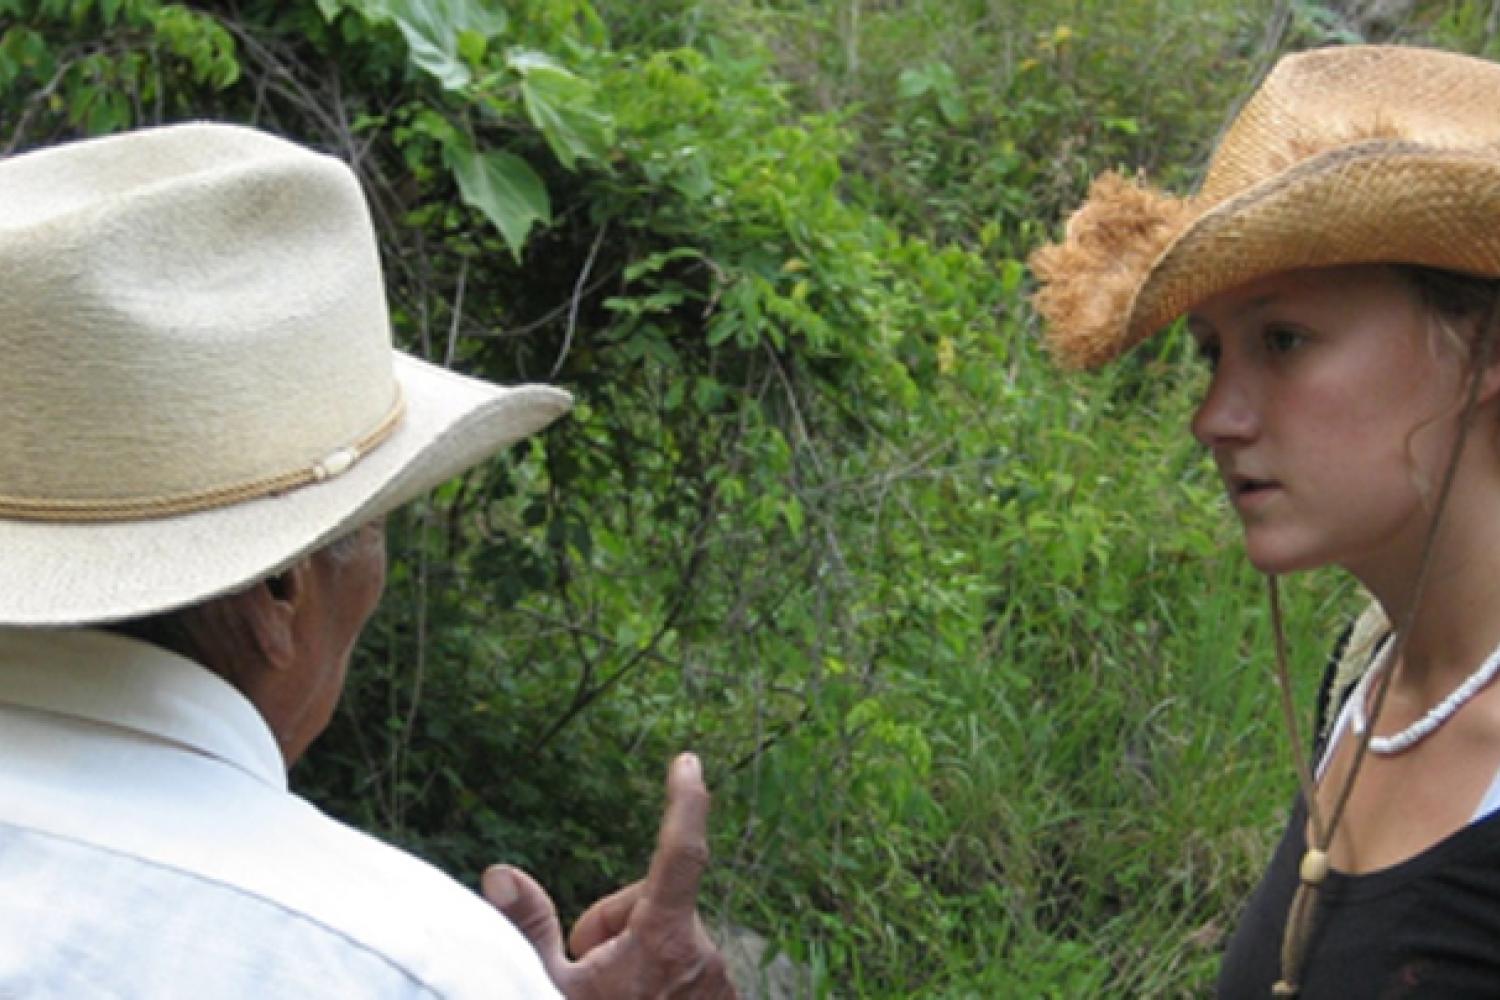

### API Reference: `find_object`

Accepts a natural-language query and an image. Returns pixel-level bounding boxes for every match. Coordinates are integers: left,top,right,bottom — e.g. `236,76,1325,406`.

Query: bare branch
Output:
550,221,609,379
444,257,469,368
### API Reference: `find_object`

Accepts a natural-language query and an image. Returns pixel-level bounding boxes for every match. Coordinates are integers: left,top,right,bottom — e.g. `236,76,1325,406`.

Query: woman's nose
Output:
1191,366,1258,448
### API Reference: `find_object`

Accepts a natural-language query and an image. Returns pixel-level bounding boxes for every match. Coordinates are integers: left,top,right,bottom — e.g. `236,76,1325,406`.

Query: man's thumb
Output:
483,864,570,975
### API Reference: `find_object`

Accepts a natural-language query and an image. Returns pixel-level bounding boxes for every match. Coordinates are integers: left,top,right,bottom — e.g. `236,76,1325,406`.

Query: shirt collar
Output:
0,628,287,790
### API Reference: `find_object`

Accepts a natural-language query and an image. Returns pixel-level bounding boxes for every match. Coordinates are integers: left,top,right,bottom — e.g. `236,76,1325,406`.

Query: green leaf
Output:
314,0,342,20
937,92,969,126
999,258,1024,297
693,377,725,410
390,9,471,88
705,316,737,347
456,27,486,67
897,67,931,99
509,49,612,170
782,495,805,539
623,246,703,282
349,0,508,91
444,136,551,261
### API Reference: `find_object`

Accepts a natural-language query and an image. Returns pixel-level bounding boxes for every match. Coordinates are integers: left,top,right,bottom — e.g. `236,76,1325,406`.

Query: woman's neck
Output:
1357,475,1500,697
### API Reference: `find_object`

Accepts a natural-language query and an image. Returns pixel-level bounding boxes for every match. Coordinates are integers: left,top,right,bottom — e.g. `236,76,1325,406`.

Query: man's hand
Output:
483,753,737,999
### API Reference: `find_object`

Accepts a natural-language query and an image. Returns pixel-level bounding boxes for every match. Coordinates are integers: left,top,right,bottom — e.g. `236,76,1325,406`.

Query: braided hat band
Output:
0,389,406,523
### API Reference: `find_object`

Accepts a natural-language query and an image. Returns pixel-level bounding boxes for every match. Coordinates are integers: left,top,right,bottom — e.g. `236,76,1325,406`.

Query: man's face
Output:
274,519,387,764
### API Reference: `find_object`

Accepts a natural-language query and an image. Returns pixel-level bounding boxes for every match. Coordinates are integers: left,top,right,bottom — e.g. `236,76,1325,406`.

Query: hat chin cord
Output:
1264,296,1500,997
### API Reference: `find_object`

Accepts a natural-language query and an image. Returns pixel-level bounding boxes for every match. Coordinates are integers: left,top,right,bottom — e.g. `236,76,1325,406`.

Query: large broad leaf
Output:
508,49,612,170
347,0,508,91
444,136,551,260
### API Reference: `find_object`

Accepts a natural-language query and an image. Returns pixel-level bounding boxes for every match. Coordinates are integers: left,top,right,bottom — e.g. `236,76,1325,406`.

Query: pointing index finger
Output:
642,752,713,915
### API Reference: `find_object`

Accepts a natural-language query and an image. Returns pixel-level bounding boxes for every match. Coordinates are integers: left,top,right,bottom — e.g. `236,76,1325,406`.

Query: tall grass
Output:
701,316,1359,994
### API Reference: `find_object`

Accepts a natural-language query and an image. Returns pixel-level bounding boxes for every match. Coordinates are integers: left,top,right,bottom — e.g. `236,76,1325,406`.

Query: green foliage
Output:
0,0,236,142
1427,1,1500,57
307,0,615,259
720,0,1278,248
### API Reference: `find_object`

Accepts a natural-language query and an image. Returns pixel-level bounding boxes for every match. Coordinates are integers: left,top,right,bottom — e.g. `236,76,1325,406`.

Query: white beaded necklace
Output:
1351,635,1500,755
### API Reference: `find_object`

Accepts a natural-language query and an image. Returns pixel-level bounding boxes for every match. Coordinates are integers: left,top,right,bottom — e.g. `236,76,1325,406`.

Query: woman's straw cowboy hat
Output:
0,123,571,626
1031,45,1500,369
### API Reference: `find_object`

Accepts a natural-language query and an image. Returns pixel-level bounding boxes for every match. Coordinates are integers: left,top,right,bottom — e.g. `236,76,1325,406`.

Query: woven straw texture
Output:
0,124,571,625
1031,45,1500,369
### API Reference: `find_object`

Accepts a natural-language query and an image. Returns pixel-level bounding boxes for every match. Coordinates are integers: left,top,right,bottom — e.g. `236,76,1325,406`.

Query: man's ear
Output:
247,558,314,672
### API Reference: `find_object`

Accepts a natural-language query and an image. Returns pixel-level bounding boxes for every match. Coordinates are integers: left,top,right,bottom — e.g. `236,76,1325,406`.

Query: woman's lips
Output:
1230,477,1281,511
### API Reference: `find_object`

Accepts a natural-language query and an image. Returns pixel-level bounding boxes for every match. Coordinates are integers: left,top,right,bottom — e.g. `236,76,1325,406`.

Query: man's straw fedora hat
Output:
0,123,571,626
1031,45,1500,369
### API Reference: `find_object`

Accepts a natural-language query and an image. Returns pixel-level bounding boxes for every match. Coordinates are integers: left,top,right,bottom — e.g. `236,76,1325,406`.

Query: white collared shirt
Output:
0,629,561,999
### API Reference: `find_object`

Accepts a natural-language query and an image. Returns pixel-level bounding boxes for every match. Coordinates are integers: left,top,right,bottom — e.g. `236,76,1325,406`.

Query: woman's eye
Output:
1194,338,1221,370
1264,326,1305,355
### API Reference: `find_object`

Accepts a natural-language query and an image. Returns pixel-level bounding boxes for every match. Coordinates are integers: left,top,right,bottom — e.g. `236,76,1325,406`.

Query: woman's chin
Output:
1241,537,1327,577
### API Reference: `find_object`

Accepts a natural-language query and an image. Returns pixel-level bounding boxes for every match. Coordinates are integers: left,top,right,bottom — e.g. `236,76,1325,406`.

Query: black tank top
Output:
1217,785,1500,996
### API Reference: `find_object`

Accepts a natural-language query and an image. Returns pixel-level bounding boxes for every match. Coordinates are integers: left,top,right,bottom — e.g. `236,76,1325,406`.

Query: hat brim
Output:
1,353,571,626
1125,142,1500,348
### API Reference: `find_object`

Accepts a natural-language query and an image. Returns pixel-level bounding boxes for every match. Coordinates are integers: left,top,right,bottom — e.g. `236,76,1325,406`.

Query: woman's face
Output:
1189,264,1470,579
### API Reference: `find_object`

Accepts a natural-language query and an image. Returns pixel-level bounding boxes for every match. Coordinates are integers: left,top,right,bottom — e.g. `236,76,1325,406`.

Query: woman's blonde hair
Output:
1402,265,1500,361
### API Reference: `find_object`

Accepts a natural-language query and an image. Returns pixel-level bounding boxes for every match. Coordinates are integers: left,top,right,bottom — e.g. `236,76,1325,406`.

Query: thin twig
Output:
445,257,469,368
5,55,79,154
551,222,608,379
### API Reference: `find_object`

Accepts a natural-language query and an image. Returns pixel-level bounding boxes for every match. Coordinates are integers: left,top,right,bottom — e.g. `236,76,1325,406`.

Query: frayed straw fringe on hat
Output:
0,123,571,626
1031,45,1500,369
